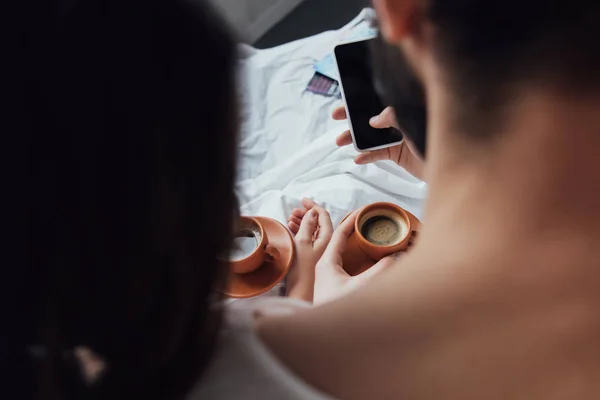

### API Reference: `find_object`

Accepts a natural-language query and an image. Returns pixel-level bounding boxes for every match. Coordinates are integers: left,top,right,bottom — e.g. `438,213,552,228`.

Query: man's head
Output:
372,0,600,144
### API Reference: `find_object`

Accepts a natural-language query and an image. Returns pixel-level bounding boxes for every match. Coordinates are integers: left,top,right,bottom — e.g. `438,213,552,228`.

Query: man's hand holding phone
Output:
333,106,425,180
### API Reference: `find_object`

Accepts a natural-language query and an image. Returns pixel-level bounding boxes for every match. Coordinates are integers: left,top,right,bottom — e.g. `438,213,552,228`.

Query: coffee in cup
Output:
229,217,280,274
355,203,412,260
230,226,261,261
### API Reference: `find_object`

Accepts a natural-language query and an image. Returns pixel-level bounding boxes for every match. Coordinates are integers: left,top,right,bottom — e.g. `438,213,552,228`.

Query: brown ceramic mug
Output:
355,202,412,261
229,216,280,274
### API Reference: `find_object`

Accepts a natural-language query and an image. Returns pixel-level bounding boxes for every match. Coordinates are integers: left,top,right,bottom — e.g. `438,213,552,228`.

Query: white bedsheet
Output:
236,10,427,228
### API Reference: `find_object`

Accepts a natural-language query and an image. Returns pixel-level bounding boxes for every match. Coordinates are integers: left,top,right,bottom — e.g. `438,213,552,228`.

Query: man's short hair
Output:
429,1,600,134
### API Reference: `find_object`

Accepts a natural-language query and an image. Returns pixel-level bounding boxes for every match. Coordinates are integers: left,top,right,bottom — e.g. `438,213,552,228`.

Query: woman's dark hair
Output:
7,0,238,399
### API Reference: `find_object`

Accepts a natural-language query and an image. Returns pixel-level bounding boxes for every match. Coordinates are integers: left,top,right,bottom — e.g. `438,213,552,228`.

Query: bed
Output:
236,9,427,230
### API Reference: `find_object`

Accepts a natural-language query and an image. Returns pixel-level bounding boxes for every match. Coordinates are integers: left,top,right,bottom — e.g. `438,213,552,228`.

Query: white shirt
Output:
189,298,333,400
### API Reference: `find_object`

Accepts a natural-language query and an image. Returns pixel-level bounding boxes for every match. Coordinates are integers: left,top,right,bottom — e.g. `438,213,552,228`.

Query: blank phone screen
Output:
335,39,403,151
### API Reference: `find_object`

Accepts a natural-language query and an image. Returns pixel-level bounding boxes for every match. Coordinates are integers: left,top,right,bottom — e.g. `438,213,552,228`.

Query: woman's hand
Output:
286,199,334,302
313,211,399,305
333,106,425,180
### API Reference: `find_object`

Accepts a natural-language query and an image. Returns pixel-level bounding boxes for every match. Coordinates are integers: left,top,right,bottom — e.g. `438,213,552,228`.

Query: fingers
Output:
313,207,333,244
288,199,330,239
369,107,398,130
296,209,319,243
292,208,306,218
354,148,390,165
336,107,400,157
289,216,302,227
320,211,358,265
294,204,333,247
288,207,307,235
359,252,400,281
331,106,347,121
335,130,353,147
301,198,317,209
288,221,300,234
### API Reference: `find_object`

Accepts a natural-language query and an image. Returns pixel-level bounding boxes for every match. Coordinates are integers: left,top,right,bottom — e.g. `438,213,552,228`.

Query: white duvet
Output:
236,10,427,228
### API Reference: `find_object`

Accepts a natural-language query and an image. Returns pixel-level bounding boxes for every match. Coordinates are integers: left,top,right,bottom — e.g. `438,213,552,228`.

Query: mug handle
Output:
265,244,280,262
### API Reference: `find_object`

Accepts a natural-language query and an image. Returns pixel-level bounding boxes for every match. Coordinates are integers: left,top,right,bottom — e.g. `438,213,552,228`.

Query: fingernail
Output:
306,210,313,218
370,116,379,124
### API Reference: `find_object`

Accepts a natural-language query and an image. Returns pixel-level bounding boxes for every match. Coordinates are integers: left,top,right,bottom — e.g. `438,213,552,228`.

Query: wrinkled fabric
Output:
236,9,426,231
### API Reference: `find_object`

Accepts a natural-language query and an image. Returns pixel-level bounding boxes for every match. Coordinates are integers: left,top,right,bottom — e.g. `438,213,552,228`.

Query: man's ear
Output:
372,0,420,43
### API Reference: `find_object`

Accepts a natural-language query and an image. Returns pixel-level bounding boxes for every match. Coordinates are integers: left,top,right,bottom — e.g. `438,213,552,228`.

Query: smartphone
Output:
334,37,404,152
369,32,427,158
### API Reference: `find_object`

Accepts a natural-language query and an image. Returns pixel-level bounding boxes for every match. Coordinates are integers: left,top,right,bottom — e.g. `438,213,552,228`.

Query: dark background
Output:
255,0,370,48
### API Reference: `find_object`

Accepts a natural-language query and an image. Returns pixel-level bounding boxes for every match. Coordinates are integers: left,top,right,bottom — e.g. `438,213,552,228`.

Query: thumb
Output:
296,209,318,243
301,197,317,209
369,107,398,129
358,252,400,281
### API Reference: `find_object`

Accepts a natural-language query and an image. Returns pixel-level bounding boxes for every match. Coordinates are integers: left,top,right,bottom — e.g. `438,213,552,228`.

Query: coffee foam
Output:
238,220,262,239
229,220,262,261
358,209,408,246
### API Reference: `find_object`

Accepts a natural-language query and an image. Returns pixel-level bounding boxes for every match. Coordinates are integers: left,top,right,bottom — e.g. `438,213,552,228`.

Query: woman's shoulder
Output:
188,297,332,400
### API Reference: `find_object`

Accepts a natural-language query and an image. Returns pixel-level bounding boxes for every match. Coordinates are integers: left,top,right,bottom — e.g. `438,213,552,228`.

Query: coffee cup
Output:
355,202,412,261
229,216,280,274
